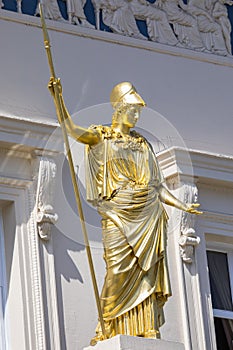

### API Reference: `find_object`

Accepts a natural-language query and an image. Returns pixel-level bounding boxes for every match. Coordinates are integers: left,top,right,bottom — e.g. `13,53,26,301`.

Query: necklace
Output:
89,125,145,151
108,127,145,151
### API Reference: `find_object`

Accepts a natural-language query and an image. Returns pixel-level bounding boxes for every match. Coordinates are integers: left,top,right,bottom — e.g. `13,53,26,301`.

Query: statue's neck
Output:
112,123,131,135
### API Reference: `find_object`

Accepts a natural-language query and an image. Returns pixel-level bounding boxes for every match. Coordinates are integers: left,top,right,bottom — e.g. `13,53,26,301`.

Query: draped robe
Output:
85,126,171,339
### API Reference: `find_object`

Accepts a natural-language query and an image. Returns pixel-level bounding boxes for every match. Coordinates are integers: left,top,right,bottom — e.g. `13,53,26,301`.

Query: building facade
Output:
0,1,233,349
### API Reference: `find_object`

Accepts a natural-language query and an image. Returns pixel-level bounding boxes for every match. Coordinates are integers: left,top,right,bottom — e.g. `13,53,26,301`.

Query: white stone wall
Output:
0,10,233,350
1,11,233,155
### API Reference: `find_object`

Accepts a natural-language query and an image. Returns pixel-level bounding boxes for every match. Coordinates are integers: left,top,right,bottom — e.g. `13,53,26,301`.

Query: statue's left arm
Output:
158,184,202,214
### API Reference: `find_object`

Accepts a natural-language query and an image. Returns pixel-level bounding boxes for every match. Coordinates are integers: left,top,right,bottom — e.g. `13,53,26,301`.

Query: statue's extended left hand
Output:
186,203,203,215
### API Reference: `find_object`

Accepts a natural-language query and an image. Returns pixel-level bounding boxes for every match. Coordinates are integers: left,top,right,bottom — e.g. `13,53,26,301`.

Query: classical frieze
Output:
1,0,233,56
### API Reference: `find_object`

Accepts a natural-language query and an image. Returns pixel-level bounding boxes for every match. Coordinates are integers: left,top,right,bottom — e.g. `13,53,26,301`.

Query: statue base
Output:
83,335,185,350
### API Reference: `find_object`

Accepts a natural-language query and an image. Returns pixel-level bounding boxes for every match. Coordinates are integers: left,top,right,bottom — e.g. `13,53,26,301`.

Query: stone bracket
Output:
34,155,58,241
179,183,200,264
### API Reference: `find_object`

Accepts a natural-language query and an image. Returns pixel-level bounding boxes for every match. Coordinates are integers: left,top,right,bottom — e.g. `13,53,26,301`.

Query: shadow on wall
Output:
50,152,103,348
61,157,103,245
52,229,84,284
48,228,84,350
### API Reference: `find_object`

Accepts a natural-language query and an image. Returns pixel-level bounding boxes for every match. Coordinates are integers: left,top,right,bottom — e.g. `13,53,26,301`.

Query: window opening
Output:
0,209,7,350
207,250,233,350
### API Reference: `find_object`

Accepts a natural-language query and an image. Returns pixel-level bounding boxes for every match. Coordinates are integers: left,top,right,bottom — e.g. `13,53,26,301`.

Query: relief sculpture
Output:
35,0,64,21
2,0,232,55
98,0,233,55
157,0,205,50
97,0,147,40
188,0,229,55
65,0,94,27
130,0,179,45
212,0,233,54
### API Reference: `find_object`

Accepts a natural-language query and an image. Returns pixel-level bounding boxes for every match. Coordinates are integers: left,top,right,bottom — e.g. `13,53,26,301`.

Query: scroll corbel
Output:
34,156,58,241
179,183,200,263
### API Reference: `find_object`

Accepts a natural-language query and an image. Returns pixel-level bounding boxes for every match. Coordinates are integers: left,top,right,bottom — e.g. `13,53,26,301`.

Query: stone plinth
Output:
84,335,185,350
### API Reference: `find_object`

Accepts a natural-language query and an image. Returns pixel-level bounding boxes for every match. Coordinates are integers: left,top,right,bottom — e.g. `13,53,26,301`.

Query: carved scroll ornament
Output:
179,183,200,264
34,156,58,241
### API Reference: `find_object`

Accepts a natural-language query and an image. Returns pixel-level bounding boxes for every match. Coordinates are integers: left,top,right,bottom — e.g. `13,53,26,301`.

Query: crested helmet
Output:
110,82,146,109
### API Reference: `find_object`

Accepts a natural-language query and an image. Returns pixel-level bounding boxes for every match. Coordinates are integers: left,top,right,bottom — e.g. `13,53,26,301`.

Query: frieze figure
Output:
48,77,202,344
212,0,233,55
35,0,64,21
130,0,179,45
158,0,205,50
65,0,94,28
188,0,228,55
98,0,147,40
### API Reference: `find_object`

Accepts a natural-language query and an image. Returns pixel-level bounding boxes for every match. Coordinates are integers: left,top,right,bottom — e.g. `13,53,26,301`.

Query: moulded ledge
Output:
83,334,185,350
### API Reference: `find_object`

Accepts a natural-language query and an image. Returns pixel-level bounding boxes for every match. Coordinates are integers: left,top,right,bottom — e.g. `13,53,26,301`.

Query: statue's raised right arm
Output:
48,77,101,146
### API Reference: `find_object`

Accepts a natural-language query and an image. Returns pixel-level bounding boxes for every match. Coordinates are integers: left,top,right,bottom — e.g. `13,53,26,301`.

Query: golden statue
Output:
48,78,202,345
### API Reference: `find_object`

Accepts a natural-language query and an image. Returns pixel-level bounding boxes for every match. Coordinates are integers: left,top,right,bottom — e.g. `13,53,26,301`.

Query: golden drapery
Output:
85,125,171,340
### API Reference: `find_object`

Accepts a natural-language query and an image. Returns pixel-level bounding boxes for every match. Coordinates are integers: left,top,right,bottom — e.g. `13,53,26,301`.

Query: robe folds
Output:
85,125,171,338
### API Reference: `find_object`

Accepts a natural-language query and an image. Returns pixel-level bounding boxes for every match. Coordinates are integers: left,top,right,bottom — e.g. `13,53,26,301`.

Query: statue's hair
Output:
112,102,132,125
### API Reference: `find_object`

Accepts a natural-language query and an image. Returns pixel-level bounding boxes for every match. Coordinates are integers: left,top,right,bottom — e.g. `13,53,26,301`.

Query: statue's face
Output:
122,105,142,128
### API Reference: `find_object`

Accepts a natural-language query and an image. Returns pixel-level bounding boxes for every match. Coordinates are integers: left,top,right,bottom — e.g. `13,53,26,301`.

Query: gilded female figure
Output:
48,79,201,344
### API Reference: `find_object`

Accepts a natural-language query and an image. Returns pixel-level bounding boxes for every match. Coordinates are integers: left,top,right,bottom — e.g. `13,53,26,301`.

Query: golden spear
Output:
39,3,107,339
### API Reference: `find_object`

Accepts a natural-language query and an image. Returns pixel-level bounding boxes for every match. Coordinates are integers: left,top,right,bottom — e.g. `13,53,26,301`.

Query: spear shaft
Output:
39,3,106,339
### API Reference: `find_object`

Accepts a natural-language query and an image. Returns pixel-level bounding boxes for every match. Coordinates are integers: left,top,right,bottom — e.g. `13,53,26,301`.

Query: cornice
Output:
0,145,32,159
157,147,233,185
198,181,233,194
1,9,233,68
201,210,233,226
1,115,233,186
0,175,32,187
0,115,63,153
